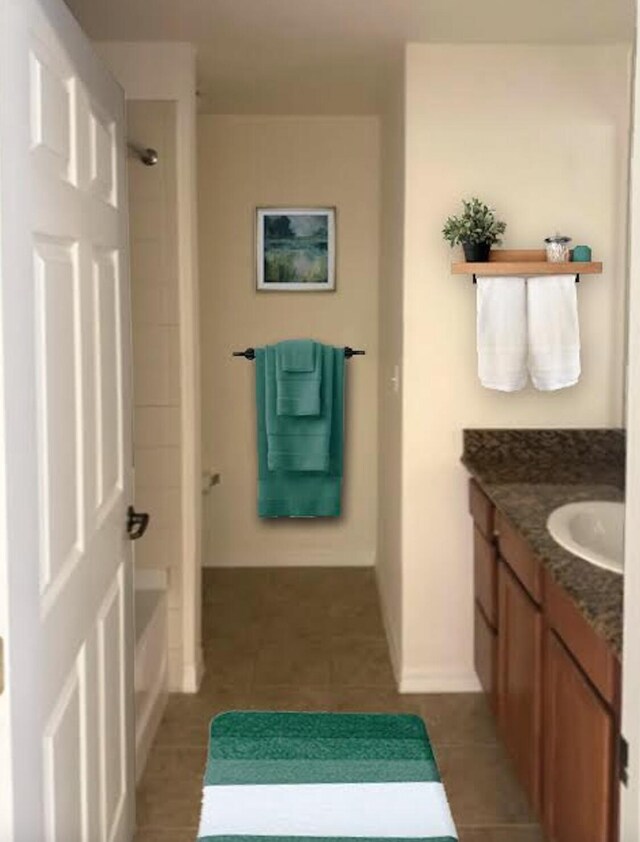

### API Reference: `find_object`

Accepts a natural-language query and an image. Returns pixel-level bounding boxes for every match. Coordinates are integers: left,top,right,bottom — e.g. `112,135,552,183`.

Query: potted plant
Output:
442,197,507,262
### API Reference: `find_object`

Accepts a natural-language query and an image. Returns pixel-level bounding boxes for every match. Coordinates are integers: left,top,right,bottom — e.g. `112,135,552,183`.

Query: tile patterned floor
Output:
135,568,544,842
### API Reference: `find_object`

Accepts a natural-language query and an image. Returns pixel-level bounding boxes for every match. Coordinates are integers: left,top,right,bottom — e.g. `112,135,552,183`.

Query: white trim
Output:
204,548,376,568
174,47,202,717
198,782,456,839
181,645,204,694
134,589,168,780
399,667,481,694
168,647,184,691
621,8,640,836
375,566,402,687
96,42,202,702
135,667,168,783
0,2,12,830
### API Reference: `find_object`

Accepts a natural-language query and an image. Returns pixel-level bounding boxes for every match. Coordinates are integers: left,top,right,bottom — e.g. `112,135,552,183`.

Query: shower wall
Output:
128,101,184,687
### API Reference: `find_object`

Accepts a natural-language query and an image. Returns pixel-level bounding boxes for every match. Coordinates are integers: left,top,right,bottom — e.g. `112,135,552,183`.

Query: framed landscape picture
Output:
256,207,336,292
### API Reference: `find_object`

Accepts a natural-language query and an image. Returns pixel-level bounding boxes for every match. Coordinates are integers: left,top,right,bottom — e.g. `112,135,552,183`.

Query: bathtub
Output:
135,581,168,781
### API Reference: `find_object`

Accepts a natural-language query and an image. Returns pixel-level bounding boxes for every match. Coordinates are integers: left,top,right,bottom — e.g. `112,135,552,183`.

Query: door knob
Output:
126,505,150,540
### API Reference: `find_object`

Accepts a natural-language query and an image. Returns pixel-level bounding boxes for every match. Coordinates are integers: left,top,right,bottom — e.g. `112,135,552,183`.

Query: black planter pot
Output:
462,241,491,262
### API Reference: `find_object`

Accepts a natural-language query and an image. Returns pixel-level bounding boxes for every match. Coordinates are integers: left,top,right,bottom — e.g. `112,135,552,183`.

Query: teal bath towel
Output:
266,344,332,472
256,345,344,518
275,340,322,417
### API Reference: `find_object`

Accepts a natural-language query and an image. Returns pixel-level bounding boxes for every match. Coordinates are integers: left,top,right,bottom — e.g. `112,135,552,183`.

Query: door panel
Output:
42,647,88,842
97,569,128,842
0,0,134,839
93,247,124,517
29,37,77,183
89,108,117,206
34,238,83,607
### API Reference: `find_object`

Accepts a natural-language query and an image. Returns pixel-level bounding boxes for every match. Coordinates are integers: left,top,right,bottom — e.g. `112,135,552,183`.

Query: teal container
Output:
572,245,592,262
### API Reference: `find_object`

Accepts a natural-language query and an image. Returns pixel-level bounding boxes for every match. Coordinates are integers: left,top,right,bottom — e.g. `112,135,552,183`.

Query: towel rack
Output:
232,346,365,360
451,249,602,284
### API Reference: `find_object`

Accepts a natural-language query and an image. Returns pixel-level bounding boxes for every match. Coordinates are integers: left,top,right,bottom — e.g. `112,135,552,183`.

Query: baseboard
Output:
205,549,376,568
181,645,205,693
168,648,184,691
135,655,168,783
399,667,482,694
374,570,402,688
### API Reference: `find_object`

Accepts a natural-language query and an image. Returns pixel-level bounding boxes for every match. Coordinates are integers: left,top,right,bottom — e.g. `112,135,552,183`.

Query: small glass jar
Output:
544,234,572,263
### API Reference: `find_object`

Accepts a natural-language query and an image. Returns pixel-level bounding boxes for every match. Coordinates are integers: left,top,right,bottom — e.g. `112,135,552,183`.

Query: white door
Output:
622,3,640,839
0,0,135,840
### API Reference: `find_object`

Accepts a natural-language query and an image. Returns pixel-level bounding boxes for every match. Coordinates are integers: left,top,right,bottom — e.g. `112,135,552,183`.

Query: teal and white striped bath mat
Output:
197,711,458,842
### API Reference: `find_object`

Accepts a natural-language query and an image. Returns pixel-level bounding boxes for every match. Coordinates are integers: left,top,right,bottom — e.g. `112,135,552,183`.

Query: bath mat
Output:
197,711,458,841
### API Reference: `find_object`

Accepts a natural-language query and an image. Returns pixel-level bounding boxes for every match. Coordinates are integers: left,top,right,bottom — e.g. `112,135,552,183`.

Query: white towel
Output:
476,276,527,392
527,275,580,391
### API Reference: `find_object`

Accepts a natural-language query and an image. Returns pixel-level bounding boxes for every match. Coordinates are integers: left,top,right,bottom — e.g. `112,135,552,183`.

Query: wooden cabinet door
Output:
475,602,497,713
498,561,543,811
544,629,615,842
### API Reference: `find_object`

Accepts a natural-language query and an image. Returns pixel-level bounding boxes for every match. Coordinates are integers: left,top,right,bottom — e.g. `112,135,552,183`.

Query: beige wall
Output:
128,101,184,688
400,44,631,690
199,115,380,567
376,64,406,678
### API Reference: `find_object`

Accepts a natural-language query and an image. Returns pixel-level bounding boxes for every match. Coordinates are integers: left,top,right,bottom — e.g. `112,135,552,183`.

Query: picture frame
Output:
256,207,336,292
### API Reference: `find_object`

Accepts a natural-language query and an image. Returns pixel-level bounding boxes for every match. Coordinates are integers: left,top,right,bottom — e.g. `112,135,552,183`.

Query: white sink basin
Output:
547,501,625,575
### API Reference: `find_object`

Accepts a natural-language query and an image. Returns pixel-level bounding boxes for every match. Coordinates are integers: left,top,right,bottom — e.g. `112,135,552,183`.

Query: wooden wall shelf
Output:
451,249,602,279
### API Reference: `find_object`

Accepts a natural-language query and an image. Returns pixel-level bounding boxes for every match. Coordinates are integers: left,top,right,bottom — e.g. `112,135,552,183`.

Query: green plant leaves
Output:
442,197,506,247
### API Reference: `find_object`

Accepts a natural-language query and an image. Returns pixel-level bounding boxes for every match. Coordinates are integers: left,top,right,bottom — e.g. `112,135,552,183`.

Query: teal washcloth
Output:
266,344,332,471
275,340,321,416
256,345,344,518
278,339,316,372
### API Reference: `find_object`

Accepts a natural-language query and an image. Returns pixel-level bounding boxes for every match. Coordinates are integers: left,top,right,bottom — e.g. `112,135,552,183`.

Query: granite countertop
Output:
462,429,625,657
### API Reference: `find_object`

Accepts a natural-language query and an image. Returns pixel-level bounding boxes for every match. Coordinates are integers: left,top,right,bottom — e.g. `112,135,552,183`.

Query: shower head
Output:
128,143,159,167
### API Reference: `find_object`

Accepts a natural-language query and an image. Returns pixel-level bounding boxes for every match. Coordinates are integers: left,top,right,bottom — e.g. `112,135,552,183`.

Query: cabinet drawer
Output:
496,510,543,604
474,601,497,714
469,478,494,539
474,526,497,627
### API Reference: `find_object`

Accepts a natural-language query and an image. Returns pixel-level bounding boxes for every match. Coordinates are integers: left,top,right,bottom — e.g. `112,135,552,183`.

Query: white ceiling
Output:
65,0,635,114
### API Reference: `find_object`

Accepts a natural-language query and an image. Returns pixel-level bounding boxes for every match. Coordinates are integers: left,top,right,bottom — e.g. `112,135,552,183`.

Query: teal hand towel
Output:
266,344,332,472
275,340,321,416
256,345,344,518
277,339,316,372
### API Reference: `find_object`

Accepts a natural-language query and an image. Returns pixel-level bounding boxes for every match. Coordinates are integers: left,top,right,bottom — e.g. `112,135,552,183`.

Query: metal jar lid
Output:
544,234,572,244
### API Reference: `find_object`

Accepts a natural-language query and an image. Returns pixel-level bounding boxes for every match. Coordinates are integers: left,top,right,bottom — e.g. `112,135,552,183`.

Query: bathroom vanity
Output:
463,429,624,842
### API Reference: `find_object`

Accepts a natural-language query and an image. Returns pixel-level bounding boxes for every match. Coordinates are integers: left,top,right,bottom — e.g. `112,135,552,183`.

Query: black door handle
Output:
127,505,150,540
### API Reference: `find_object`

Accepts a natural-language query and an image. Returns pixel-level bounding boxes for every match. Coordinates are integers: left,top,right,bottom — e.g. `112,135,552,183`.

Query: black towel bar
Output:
232,346,365,360
472,273,580,284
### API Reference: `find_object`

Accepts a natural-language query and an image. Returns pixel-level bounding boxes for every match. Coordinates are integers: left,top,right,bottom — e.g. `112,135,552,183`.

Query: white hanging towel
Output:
476,276,527,391
527,275,581,391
